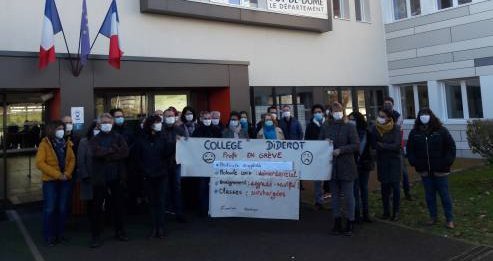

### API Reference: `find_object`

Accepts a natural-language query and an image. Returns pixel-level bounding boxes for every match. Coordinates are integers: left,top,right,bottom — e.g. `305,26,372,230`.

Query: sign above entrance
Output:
267,0,328,19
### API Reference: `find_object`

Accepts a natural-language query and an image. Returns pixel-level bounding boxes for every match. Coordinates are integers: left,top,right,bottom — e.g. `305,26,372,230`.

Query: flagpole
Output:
75,0,84,76
89,1,112,53
53,0,77,75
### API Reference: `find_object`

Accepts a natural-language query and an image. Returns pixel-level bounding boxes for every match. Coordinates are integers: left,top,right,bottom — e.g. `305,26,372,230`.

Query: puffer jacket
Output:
36,137,76,181
406,126,456,174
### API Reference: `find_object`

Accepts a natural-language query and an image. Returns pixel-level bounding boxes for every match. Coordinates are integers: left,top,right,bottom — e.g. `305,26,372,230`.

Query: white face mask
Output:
152,123,162,132
420,115,431,125
65,123,73,132
100,123,113,133
282,111,291,118
185,114,194,122
93,129,101,136
55,129,65,139
377,117,387,125
332,112,343,121
165,117,176,125
212,119,220,126
203,119,212,126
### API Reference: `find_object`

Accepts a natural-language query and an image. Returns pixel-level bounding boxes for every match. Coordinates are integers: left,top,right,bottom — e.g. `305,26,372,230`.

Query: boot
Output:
343,219,354,237
331,217,342,235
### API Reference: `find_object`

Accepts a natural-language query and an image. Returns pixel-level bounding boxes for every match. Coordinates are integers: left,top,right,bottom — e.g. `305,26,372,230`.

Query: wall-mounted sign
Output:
267,0,328,19
71,107,84,124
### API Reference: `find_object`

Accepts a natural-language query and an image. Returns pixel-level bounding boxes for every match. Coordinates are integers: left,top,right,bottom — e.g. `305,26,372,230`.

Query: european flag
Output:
80,0,91,65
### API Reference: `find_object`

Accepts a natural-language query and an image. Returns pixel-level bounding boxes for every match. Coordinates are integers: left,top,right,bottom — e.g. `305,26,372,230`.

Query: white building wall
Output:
0,0,389,87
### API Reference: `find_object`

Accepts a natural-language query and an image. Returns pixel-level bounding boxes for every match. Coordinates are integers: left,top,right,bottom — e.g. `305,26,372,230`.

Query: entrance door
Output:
1,92,52,204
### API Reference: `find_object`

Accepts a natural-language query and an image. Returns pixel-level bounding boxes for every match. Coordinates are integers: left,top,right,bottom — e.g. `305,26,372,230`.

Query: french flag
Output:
39,0,63,70
99,0,123,69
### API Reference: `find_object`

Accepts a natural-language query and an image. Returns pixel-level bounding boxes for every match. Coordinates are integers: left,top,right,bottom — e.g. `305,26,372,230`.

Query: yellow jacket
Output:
36,137,76,182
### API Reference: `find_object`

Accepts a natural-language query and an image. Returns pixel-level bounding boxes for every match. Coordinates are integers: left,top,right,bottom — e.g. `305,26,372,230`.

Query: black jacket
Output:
370,125,402,183
162,125,186,163
406,126,456,174
192,125,222,138
355,128,374,172
89,131,129,185
134,132,174,178
304,119,323,140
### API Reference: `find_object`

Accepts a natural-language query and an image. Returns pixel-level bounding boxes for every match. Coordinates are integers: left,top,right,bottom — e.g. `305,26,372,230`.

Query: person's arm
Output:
337,125,360,155
406,130,416,166
35,142,62,179
90,137,116,158
442,128,456,167
64,143,76,179
378,128,401,152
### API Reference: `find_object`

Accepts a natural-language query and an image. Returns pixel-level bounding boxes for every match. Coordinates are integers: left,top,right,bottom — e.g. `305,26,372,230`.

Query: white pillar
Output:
427,80,444,118
480,75,493,119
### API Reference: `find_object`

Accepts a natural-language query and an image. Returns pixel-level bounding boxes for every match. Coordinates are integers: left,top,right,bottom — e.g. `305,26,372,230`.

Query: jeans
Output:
422,176,454,222
402,154,410,195
381,182,400,216
166,165,184,217
145,176,167,232
314,181,323,205
354,171,370,219
198,177,210,216
90,180,125,238
42,180,72,242
330,180,355,221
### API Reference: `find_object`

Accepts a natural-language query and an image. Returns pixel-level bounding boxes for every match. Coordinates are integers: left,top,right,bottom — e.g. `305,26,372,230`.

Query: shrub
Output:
466,120,493,164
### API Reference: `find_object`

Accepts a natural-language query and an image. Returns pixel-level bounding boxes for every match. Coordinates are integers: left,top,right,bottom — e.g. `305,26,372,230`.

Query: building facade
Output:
381,0,493,158
0,0,389,203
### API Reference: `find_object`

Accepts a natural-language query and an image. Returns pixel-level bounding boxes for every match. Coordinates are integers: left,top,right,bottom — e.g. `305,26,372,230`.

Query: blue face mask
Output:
114,117,125,125
314,113,324,122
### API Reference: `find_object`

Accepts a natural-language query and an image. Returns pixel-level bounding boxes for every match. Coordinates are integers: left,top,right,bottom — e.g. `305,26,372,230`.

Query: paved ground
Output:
2,205,491,261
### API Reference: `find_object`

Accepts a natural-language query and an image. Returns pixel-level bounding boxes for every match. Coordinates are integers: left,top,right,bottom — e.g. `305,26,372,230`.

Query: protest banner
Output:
209,160,300,220
176,138,333,181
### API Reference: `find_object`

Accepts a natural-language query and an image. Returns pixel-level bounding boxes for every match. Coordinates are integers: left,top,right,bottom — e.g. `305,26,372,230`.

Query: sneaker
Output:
446,221,455,229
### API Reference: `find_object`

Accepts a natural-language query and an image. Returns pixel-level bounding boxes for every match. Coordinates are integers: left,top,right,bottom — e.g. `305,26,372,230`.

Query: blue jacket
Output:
279,117,303,140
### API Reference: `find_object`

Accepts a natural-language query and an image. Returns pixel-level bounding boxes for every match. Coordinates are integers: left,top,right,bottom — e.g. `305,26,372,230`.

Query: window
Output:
410,0,421,16
399,83,429,119
444,78,483,119
393,0,408,20
438,0,453,9
333,0,350,19
355,0,371,22
458,0,472,4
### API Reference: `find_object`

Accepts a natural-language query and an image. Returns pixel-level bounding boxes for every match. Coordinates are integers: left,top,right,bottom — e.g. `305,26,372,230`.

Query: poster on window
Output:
266,0,328,19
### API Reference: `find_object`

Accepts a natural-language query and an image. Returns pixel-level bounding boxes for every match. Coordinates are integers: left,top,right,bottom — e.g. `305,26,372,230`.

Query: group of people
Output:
35,98,456,248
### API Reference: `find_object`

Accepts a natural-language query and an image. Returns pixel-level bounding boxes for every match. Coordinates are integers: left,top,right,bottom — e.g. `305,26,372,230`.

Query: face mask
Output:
152,123,162,132
314,113,324,122
270,113,277,120
240,118,248,124
101,123,113,133
326,109,331,116
165,117,176,125
384,104,393,111
93,129,101,136
420,115,431,125
265,120,274,127
282,111,291,118
332,112,343,121
229,120,239,128
185,114,194,122
65,123,73,132
114,117,124,125
203,119,212,126
212,119,220,126
55,129,65,139
377,117,387,125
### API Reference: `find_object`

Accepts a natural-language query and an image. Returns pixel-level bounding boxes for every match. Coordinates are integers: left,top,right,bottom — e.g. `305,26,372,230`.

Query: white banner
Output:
176,138,333,181
209,161,299,220
267,0,328,19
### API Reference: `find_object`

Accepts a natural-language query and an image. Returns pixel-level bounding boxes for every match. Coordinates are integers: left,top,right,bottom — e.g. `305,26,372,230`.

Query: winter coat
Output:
257,127,285,140
406,126,456,174
162,125,186,164
319,120,359,182
370,125,402,183
279,117,304,140
304,119,323,140
192,125,222,138
355,128,374,172
36,137,76,182
89,131,129,186
134,133,174,178
77,138,93,200
222,128,249,139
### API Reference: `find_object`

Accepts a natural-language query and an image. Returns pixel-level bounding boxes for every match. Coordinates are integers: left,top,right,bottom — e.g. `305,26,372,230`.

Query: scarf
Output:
263,125,277,140
184,122,196,136
376,119,394,137
312,117,325,127
51,138,66,172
